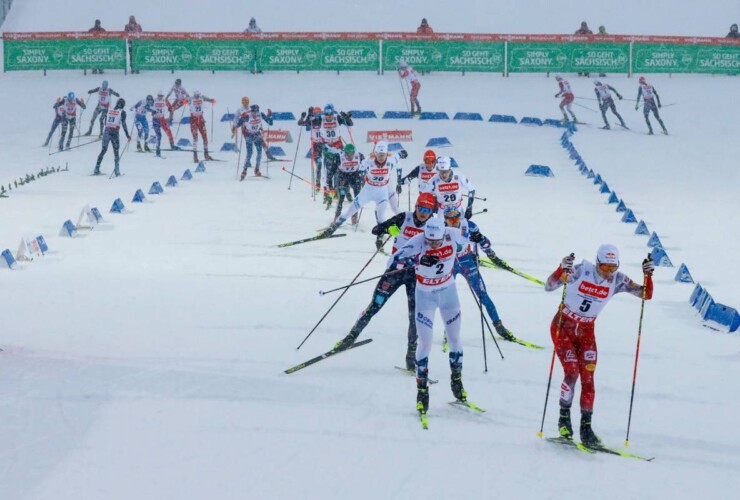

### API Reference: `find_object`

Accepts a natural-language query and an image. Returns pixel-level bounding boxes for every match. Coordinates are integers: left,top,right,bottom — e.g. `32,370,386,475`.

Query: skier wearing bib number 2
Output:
188,90,216,163
545,244,654,447
320,141,408,249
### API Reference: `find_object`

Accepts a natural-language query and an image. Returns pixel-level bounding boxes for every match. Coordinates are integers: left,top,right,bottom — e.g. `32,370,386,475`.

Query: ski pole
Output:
48,137,101,155
574,102,598,113
173,105,187,141
398,71,410,112
76,103,87,147
210,102,214,144
470,253,489,372
537,265,570,438
462,193,487,202
471,208,488,217
310,138,317,201
288,124,303,190
236,127,244,180
625,268,650,447
319,268,407,296
461,254,504,360
281,166,333,195
297,234,392,350
354,208,363,232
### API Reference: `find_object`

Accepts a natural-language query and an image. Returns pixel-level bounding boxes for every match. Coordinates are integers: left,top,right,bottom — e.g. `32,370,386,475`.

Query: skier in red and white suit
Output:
188,89,215,162
398,60,422,115
165,78,190,122
545,244,654,446
554,75,577,123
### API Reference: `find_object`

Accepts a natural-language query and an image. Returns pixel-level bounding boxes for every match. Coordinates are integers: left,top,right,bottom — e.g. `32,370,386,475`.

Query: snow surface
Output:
1,1,740,499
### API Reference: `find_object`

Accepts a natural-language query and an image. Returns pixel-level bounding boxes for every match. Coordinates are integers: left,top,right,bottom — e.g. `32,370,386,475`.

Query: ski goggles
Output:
597,263,619,273
425,238,443,249
416,206,433,215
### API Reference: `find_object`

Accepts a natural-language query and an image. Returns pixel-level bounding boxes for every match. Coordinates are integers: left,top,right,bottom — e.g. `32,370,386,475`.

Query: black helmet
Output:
115,98,125,109
175,78,182,85
146,94,153,102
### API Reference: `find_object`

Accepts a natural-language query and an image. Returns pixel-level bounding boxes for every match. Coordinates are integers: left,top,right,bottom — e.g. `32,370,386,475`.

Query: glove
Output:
127,136,132,142
346,111,352,119
307,106,313,116
267,108,272,116
398,149,408,159
554,94,559,98
642,254,655,276
469,231,483,243
658,103,662,108
211,99,217,104
80,98,85,104
420,254,440,267
465,207,473,219
388,225,400,236
396,184,403,194
300,111,307,118
371,224,383,236
618,95,623,100
561,253,575,271
635,105,639,111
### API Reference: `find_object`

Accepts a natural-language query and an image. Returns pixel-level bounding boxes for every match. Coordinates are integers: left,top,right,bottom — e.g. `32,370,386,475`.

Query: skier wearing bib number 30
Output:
545,244,654,447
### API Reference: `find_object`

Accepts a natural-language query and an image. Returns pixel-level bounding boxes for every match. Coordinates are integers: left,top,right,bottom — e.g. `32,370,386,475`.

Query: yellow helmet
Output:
241,96,250,107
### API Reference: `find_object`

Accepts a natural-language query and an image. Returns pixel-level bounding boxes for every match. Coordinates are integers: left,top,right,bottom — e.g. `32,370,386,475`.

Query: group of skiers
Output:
555,75,669,135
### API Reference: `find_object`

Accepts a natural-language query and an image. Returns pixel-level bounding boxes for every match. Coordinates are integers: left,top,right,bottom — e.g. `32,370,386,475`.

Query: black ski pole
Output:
461,255,503,361
462,193,487,202
625,264,651,447
319,268,407,296
296,235,392,350
288,124,303,190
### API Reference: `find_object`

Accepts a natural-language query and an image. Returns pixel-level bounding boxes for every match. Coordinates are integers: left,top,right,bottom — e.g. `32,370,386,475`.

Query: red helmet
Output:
423,149,436,165
312,106,322,114
416,192,437,211
638,76,646,84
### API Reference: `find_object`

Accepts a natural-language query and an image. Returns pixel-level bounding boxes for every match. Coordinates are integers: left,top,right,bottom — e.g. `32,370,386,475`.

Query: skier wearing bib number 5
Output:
188,90,215,163
545,244,654,446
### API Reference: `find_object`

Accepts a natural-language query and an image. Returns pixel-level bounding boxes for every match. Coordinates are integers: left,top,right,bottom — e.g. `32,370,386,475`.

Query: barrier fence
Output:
3,32,739,74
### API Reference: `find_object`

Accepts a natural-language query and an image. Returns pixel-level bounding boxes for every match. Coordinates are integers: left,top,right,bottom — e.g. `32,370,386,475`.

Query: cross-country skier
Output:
545,244,654,446
333,143,365,222
400,149,437,193
318,104,353,208
443,205,517,342
398,60,422,115
58,92,87,151
84,81,120,137
94,98,131,177
334,192,438,370
131,96,152,152
166,78,189,123
151,90,179,156
188,90,216,163
298,106,324,193
390,217,468,415
635,76,668,135
423,157,476,219
594,81,627,129
554,75,578,123
43,97,66,147
320,141,408,248
235,102,273,178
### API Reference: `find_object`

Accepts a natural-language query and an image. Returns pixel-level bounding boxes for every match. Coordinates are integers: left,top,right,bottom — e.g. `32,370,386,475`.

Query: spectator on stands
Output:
596,26,608,76
575,22,593,35
244,18,262,74
125,15,142,74
728,24,739,38
417,18,434,35
88,19,106,74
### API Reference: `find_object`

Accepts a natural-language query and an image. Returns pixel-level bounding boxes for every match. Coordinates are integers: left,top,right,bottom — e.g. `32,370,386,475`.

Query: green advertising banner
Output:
382,41,505,72
3,39,126,71
131,39,258,71
633,44,740,74
508,43,630,73
257,40,378,71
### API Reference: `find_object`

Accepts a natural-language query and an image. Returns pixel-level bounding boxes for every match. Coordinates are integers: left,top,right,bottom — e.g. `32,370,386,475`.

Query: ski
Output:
278,233,346,248
449,400,486,413
205,157,226,162
90,171,106,176
499,335,545,350
545,436,595,454
393,366,438,384
585,444,655,461
284,338,373,374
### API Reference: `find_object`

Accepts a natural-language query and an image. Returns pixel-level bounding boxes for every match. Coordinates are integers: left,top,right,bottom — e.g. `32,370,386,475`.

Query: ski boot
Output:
579,411,603,447
193,151,199,163
350,213,359,225
320,217,344,238
323,191,333,209
136,142,143,152
648,130,654,135
254,167,262,177
375,235,384,251
558,408,573,439
661,128,669,135
144,143,152,153
204,150,214,161
493,320,516,342
43,140,49,147
449,352,467,402
601,124,611,130
93,167,101,176
170,143,180,151
416,357,430,414
334,330,359,351
405,343,417,371
83,129,92,137
156,150,162,158
112,167,121,177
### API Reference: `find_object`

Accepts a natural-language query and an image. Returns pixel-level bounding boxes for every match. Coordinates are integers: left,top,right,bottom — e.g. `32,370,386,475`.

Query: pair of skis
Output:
418,400,486,430
545,436,654,461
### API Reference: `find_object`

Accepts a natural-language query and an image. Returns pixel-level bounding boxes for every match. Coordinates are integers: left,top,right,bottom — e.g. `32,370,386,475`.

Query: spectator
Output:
596,26,608,76
124,15,142,74
88,20,106,74
244,18,262,74
728,24,739,38
575,21,593,35
417,18,434,35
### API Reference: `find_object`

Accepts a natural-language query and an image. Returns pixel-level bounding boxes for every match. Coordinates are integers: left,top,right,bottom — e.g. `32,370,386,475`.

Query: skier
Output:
297,106,324,193
424,157,476,219
235,103,273,178
318,104,353,208
400,149,437,193
390,217,468,415
320,141,408,248
43,97,66,147
84,81,120,137
635,76,668,135
334,143,365,223
554,75,578,123
58,92,87,151
545,244,654,446
443,205,517,342
398,60,422,115
166,78,189,123
94,98,131,177
151,90,179,155
130,96,152,152
188,89,216,163
334,192,438,370
594,81,627,129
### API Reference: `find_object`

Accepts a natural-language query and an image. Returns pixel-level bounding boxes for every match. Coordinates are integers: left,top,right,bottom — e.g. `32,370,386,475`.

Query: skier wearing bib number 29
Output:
545,244,654,446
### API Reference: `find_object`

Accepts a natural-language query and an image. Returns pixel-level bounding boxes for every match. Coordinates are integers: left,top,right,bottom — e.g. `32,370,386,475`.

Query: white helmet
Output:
399,59,408,68
436,157,451,171
193,89,201,97
596,244,620,266
424,217,445,241
375,141,388,154
157,90,165,97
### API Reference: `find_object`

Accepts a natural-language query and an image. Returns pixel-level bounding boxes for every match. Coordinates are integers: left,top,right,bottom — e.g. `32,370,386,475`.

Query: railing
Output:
3,31,739,74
